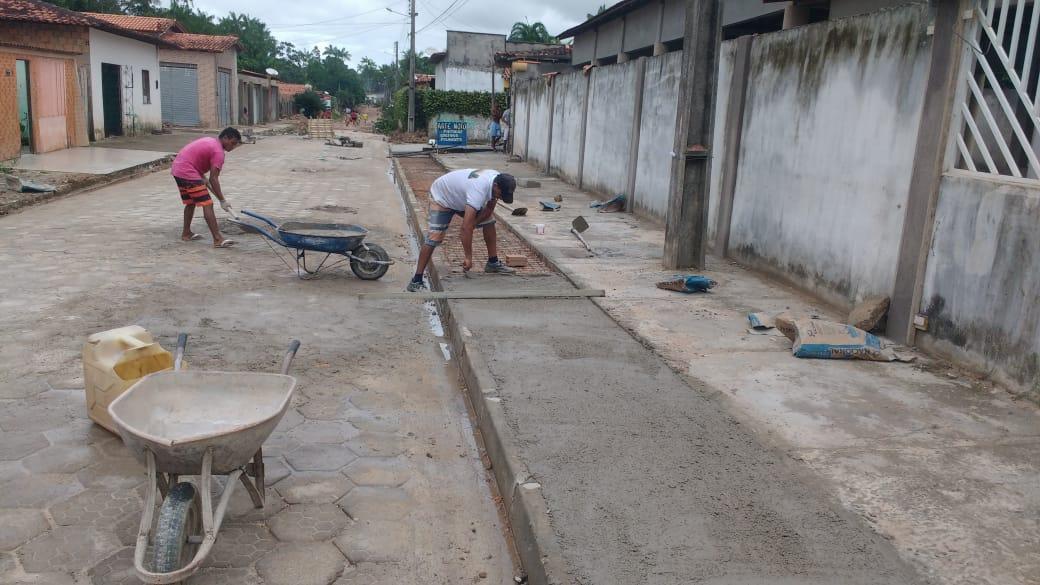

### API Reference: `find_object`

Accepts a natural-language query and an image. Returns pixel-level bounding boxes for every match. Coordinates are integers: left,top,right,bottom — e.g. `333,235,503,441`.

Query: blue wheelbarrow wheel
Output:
350,243,390,280
152,482,202,573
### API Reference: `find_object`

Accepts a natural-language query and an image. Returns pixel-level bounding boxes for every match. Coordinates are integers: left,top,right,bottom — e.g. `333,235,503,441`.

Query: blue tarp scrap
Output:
656,275,718,294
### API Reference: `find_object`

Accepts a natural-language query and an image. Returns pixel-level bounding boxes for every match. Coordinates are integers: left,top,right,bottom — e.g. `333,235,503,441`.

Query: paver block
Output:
184,567,259,584
334,562,414,584
97,438,134,458
45,419,118,446
0,508,49,550
114,511,144,547
347,391,404,414
333,519,413,563
275,472,355,504
298,395,361,421
269,504,350,542
77,457,147,489
0,432,49,461
289,421,361,444
0,473,81,508
255,542,345,585
50,488,141,527
225,486,287,522
19,526,121,572
88,547,137,585
346,411,399,433
0,460,28,484
263,456,292,487
285,444,358,472
23,444,96,474
344,432,408,457
0,391,82,432
262,434,302,458
202,524,277,569
338,486,412,521
342,457,411,487
0,550,15,576
274,408,305,433
505,254,528,267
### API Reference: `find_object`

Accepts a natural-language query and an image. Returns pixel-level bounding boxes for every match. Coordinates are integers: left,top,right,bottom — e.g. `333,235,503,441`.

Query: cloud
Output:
192,0,604,64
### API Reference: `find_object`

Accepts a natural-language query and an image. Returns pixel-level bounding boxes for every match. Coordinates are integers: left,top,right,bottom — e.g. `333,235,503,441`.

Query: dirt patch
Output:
309,205,357,214
0,160,172,216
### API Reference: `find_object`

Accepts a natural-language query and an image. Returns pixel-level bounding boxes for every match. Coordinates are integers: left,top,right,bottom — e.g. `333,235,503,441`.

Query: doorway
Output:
15,60,32,153
101,63,123,137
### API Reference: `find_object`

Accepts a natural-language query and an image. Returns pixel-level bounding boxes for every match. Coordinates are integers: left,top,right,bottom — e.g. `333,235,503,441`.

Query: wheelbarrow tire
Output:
350,243,390,280
152,482,201,574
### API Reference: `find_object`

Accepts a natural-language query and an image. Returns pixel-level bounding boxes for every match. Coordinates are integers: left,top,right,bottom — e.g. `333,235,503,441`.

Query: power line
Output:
415,0,464,33
268,1,406,29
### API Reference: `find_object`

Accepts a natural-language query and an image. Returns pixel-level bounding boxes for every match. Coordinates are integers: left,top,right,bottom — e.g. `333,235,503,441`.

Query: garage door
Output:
160,63,199,126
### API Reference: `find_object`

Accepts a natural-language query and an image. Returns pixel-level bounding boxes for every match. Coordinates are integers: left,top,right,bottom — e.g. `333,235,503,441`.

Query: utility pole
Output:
407,0,416,132
663,0,721,269
394,41,399,93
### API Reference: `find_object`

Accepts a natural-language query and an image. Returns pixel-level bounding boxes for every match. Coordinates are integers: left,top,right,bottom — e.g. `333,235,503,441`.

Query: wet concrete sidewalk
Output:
0,134,516,584
429,150,1040,585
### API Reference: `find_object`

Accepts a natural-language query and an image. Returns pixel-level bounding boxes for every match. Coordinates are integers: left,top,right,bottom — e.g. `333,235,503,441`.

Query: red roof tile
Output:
0,0,97,26
84,12,183,35
162,32,240,53
278,83,309,97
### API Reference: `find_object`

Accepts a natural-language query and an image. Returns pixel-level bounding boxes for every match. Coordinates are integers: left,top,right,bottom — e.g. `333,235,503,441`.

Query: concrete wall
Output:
623,4,660,53
446,31,502,68
726,4,933,307
88,29,163,139
427,113,495,143
572,31,595,65
595,19,625,60
660,0,686,42
633,51,683,219
440,66,497,93
920,172,1040,398
159,48,237,129
723,0,785,25
582,62,639,196
526,78,551,165
830,0,916,20
548,72,586,183
706,40,737,244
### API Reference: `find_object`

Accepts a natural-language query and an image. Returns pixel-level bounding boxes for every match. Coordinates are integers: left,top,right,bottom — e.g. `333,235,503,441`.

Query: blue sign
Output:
436,120,468,147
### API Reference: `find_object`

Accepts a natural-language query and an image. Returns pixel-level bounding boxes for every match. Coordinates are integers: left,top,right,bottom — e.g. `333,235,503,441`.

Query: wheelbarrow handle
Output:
242,209,279,229
280,340,301,375
174,333,188,371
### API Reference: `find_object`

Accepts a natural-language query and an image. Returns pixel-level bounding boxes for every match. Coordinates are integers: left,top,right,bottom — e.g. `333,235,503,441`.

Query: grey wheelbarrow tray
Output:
108,335,300,584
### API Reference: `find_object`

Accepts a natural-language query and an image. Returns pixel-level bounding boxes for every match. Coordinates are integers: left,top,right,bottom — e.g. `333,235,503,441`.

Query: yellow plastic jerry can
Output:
83,326,176,434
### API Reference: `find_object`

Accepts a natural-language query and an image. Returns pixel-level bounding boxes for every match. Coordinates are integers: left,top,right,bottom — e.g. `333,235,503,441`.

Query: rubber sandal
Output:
182,234,203,241
213,239,236,248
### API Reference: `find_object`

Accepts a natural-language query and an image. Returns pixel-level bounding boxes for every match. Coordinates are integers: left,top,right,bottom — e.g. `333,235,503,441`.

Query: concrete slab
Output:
11,147,171,175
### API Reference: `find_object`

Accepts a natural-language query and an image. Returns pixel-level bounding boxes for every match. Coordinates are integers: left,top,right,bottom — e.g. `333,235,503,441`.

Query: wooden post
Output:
663,0,722,269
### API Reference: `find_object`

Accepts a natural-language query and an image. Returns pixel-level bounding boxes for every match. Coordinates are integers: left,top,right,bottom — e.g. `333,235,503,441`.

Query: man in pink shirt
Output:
172,127,242,247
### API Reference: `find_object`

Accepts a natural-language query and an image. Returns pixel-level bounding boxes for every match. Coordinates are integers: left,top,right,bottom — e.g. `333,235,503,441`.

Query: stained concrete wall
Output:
920,172,1040,398
830,0,915,19
582,62,639,197
88,28,163,139
595,19,625,60
526,78,551,165
706,40,737,245
633,51,683,220
440,66,496,93
727,4,933,307
623,3,660,53
512,81,529,155
548,72,586,183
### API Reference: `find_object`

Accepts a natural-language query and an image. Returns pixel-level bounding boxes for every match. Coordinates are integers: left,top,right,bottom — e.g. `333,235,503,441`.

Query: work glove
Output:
220,199,233,214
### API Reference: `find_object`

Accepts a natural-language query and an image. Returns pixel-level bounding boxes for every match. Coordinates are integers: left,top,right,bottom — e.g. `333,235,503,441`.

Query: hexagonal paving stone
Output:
23,444,97,474
0,431,49,461
185,567,259,584
0,473,82,508
269,504,350,542
0,390,82,432
274,408,305,433
45,419,118,446
0,508,49,551
77,457,147,490
285,444,357,472
344,433,409,458
19,526,121,573
0,460,28,484
113,511,144,547
202,524,277,569
346,412,399,433
50,488,141,527
225,487,287,522
275,472,355,505
88,547,137,585
97,438,134,459
333,519,413,563
262,434,302,458
341,457,411,487
334,562,414,584
348,391,404,414
298,395,361,421
263,456,292,487
255,542,346,585
0,550,16,576
337,487,413,521
289,421,360,444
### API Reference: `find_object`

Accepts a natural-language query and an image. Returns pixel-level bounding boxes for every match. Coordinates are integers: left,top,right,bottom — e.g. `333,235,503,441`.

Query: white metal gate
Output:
953,0,1040,180
160,63,199,127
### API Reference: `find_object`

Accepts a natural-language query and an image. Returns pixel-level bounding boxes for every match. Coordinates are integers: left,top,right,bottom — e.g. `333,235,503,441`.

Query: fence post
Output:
545,77,556,175
664,0,721,269
625,58,648,212
577,71,593,189
889,0,968,344
715,34,753,255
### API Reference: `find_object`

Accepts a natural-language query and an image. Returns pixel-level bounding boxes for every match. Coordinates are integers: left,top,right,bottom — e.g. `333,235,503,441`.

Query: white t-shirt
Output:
430,169,500,212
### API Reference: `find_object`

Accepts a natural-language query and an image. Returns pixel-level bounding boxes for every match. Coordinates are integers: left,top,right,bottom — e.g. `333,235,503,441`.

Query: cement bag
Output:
792,319,905,362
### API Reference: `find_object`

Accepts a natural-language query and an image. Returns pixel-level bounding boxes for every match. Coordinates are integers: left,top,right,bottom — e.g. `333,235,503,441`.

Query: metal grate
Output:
954,0,1040,180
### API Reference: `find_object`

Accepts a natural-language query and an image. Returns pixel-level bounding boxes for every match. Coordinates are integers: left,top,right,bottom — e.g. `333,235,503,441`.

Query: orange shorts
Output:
175,177,212,207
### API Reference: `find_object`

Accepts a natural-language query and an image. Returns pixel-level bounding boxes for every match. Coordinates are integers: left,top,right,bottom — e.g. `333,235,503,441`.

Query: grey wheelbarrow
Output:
108,334,300,584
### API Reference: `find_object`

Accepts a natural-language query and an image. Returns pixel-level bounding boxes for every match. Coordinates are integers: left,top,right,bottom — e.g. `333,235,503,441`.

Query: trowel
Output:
570,216,593,253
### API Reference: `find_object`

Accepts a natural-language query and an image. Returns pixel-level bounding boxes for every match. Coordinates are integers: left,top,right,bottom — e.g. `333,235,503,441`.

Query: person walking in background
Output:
489,105,503,152
172,128,242,248
501,106,512,154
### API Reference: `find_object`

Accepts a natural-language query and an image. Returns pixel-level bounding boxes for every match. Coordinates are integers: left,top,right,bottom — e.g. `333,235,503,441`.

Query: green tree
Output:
163,0,217,34
47,0,122,13
216,12,278,73
508,21,556,44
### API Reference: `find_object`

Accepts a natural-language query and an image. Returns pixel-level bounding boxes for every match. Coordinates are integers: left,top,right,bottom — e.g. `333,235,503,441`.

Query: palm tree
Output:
509,21,557,44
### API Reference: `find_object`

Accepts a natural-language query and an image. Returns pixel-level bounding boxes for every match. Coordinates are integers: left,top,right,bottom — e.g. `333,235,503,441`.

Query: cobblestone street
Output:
0,133,516,584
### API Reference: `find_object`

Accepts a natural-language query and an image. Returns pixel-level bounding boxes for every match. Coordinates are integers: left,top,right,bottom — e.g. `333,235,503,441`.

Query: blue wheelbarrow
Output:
231,210,393,280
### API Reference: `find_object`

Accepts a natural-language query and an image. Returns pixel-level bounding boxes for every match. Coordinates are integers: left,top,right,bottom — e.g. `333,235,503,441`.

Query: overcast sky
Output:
191,0,607,66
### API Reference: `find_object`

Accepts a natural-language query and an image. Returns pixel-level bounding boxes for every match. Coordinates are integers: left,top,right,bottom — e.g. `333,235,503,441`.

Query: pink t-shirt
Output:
172,137,225,181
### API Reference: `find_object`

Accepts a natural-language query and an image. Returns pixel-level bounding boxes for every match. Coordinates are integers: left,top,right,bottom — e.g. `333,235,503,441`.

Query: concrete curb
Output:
391,158,569,585
1,156,174,217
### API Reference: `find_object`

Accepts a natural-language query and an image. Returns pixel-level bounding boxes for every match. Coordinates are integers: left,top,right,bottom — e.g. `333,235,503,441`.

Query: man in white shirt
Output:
407,168,517,292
